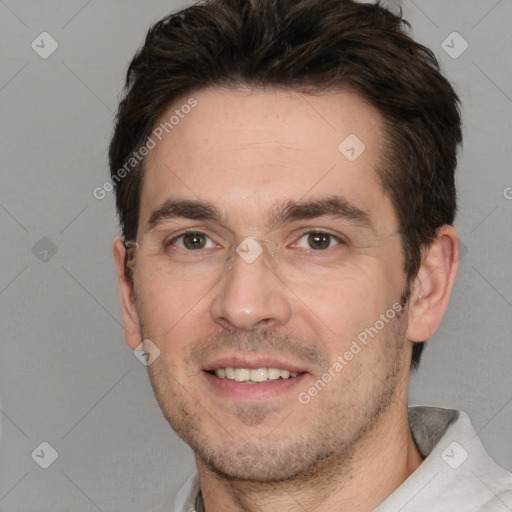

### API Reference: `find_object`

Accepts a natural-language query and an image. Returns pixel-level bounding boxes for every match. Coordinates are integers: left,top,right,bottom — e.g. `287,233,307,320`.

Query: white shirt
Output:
172,406,512,511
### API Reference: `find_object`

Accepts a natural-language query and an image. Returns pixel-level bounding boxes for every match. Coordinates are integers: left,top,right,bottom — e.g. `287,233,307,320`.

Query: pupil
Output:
309,233,330,250
184,233,205,249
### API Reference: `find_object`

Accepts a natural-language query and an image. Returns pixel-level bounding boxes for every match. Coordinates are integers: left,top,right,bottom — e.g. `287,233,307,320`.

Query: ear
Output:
113,237,143,349
406,225,460,342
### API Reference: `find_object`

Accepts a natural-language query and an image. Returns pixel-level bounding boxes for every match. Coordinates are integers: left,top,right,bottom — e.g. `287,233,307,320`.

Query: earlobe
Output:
406,225,460,343
113,237,143,349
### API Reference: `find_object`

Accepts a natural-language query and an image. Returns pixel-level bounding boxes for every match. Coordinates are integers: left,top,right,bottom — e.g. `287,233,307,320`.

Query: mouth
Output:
208,367,301,383
202,356,308,402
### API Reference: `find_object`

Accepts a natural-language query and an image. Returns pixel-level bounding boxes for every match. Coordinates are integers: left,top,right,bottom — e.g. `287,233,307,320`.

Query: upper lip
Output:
203,353,308,373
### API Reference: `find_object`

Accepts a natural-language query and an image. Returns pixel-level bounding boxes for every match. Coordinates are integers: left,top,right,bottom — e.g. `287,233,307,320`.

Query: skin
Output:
113,86,459,511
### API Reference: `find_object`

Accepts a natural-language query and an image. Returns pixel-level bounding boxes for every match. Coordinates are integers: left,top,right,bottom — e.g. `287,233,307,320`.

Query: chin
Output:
192,436,344,484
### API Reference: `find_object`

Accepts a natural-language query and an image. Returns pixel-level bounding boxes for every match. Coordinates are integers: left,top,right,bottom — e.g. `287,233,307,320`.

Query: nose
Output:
209,239,292,331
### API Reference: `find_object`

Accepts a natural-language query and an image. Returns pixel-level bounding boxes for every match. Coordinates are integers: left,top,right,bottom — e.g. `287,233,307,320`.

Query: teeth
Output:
267,368,281,380
234,368,250,382
214,367,300,382
250,368,267,382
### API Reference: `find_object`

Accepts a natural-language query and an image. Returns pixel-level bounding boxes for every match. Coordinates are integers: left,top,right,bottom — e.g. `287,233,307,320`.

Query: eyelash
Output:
299,231,348,248
164,230,347,251
165,230,217,250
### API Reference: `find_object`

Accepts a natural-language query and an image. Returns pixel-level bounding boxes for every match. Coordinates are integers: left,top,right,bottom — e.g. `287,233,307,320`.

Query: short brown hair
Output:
108,0,462,369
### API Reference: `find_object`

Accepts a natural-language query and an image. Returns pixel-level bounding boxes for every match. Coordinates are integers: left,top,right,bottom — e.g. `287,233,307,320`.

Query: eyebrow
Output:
274,196,373,231
146,199,219,232
145,196,373,233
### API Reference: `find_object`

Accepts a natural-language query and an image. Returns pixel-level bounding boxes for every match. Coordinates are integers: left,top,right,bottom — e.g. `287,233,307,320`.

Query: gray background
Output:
1,1,511,511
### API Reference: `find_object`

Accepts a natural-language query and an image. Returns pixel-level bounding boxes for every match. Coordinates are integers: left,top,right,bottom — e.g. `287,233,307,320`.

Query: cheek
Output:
300,261,398,350
135,278,207,341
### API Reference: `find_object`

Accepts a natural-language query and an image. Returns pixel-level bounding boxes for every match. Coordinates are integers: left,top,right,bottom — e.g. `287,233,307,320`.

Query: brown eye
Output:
182,233,208,249
307,233,333,250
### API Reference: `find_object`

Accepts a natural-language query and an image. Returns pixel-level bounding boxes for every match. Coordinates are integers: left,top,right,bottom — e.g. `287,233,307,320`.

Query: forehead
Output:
139,86,398,235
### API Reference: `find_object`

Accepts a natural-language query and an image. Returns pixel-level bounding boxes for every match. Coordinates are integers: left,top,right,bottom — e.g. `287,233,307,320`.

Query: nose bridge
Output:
210,236,291,330
233,236,276,266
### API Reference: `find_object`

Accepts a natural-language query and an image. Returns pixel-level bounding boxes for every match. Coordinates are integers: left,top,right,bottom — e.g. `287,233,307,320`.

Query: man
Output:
109,0,512,510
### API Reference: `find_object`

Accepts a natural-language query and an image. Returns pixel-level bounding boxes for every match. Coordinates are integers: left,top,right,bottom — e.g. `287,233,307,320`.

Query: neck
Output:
195,405,425,512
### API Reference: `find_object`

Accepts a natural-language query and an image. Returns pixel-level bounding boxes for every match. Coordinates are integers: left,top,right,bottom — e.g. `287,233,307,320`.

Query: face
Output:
128,87,413,482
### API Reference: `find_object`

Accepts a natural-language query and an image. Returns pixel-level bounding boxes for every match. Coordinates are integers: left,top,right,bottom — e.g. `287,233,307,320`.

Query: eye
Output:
296,232,342,250
169,232,216,250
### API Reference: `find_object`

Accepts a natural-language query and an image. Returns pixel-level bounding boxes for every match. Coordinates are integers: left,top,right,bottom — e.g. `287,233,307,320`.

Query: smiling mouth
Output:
208,367,302,383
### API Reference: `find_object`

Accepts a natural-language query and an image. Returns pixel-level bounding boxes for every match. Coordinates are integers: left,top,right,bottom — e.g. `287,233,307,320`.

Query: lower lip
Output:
203,371,307,402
